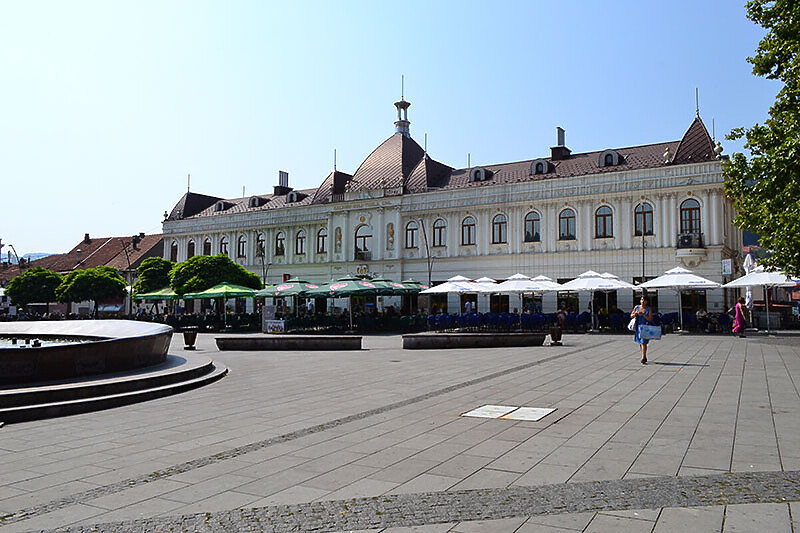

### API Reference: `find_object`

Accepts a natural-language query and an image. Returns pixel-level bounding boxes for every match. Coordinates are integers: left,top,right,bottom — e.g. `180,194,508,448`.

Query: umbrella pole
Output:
591,290,595,331
349,296,353,330
678,290,684,331
766,286,771,334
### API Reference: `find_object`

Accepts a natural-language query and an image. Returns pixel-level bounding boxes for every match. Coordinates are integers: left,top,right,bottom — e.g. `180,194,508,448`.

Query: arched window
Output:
187,240,195,259
203,238,212,256
680,199,701,233
317,228,327,254
432,219,447,247
595,206,613,238
237,235,247,258
255,233,265,256
559,209,576,240
170,241,178,262
461,216,476,245
219,236,229,256
356,224,372,259
524,212,541,242
275,232,285,256
492,214,508,244
634,203,654,236
604,153,614,166
295,230,306,255
405,221,418,249
536,162,544,174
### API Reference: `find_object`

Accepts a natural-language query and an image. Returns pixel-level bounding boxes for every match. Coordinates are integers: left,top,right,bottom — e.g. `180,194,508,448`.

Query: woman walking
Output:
732,296,747,338
631,296,653,364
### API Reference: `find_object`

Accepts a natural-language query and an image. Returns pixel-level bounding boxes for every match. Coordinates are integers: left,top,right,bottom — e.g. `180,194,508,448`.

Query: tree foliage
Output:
5,267,63,307
169,255,262,296
724,0,800,276
55,266,127,310
133,256,174,294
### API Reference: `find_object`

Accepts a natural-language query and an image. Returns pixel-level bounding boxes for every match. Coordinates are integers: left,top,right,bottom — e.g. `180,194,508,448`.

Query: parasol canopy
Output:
494,273,561,293
722,267,800,288
560,271,635,291
182,282,257,299
305,276,383,298
256,277,319,298
133,287,179,301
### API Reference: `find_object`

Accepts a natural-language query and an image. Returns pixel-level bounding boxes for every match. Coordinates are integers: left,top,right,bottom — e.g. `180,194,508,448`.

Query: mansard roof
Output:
311,170,353,205
167,192,222,221
406,155,454,192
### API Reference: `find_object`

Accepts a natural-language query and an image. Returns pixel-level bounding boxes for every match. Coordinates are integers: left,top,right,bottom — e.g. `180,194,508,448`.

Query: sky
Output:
0,0,778,256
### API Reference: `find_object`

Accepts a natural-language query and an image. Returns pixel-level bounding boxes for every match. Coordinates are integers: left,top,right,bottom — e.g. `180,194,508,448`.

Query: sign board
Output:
721,258,733,276
265,320,285,334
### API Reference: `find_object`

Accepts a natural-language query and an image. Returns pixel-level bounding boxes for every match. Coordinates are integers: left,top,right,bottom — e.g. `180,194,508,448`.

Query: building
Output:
1,233,163,315
162,98,741,315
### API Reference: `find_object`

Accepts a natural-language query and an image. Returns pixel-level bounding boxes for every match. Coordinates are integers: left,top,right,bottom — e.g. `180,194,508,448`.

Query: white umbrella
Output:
420,275,486,294
723,267,799,333
639,267,720,331
494,273,561,293
560,271,635,329
742,254,756,310
530,275,563,291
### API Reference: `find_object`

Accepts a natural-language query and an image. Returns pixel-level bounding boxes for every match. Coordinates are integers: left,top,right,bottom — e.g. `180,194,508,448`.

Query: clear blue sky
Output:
0,0,777,256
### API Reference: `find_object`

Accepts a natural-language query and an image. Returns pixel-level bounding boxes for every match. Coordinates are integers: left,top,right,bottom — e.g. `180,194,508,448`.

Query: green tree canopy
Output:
55,266,127,312
724,0,800,276
169,255,262,296
5,267,63,307
133,256,174,294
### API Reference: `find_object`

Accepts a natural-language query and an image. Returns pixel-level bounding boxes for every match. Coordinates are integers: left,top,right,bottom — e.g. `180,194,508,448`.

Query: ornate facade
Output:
163,99,741,314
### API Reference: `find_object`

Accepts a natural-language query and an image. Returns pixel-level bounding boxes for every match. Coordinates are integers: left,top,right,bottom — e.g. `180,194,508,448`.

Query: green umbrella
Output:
401,278,430,293
183,282,257,299
133,287,179,301
370,276,412,295
256,277,320,298
305,276,382,298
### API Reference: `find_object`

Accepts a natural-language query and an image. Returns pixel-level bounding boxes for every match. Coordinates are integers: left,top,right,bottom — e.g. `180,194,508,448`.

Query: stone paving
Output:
0,330,798,531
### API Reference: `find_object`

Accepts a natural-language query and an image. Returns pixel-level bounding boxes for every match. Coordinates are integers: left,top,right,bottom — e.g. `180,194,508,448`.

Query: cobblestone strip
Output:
50,470,800,533
0,343,602,528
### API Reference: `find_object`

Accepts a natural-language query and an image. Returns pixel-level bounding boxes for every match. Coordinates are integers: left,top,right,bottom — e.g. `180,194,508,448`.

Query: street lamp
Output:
119,239,133,318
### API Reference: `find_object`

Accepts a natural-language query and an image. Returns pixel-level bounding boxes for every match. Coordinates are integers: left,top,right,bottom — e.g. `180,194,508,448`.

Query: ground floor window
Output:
522,294,543,313
680,290,706,314
633,277,660,312
490,294,509,313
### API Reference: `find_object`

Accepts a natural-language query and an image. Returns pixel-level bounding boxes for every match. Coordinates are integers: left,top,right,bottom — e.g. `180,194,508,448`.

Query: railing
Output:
331,193,345,203
354,250,372,261
676,232,704,249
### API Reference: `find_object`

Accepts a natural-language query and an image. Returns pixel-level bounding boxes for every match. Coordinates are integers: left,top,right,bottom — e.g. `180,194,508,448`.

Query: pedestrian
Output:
631,296,653,364
732,296,747,338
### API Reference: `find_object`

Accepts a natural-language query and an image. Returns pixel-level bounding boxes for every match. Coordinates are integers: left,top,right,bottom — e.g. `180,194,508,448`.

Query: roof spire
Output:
393,76,411,137
333,148,337,171
695,88,700,118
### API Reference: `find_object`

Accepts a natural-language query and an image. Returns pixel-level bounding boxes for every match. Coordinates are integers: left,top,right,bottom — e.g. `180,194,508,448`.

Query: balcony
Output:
675,232,706,268
331,193,345,203
676,232,704,249
354,250,372,261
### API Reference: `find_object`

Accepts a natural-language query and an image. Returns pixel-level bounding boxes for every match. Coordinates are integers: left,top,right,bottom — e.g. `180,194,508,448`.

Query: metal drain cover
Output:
462,405,556,421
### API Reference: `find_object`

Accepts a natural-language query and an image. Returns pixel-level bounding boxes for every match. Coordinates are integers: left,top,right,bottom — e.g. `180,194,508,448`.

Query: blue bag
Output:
638,324,662,340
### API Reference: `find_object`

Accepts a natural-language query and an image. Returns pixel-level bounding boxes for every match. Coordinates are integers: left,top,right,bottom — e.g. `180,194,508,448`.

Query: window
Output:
219,237,229,256
530,159,549,175
461,216,476,245
275,232,285,256
203,238,212,255
170,241,178,262
295,230,306,255
187,240,195,259
604,154,614,166
680,199,701,233
256,233,265,256
492,214,508,244
432,219,446,247
559,209,576,240
355,225,372,252
524,212,541,242
405,221,418,248
536,162,544,173
634,203,654,236
237,235,246,257
595,206,613,238
317,228,327,254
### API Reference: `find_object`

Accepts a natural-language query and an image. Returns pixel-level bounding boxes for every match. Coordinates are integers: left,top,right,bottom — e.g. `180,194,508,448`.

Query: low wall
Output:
216,335,362,351
0,320,172,384
403,332,546,350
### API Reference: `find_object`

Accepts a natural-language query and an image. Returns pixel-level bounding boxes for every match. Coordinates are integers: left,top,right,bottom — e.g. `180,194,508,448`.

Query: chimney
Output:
550,126,571,161
273,170,293,196
139,232,145,238
83,233,91,244
76,248,82,264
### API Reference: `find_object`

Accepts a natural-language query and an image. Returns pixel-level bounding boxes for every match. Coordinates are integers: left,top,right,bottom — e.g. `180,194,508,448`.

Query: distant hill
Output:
8,253,54,264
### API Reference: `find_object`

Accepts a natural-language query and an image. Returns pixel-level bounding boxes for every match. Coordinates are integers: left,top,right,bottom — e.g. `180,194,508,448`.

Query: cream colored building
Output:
163,99,741,315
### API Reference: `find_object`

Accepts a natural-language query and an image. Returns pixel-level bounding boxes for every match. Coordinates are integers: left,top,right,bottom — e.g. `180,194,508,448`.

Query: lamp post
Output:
119,239,133,319
418,218,434,287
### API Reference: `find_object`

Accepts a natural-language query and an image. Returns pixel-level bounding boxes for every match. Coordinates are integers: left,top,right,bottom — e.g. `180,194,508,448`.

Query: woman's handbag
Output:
638,324,662,340
627,317,637,332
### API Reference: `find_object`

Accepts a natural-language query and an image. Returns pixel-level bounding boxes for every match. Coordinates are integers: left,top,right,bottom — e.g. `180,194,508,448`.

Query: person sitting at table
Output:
696,307,709,333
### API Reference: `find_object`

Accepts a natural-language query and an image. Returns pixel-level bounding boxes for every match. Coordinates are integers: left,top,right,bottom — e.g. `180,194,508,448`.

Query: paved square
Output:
1,331,799,531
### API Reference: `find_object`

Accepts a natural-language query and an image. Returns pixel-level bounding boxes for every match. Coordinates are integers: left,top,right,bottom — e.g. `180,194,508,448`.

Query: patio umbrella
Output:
530,275,563,290
182,282,256,299
401,278,430,292
305,276,384,329
370,276,412,296
420,276,486,294
639,267,720,331
133,287,179,301
723,266,800,333
494,273,560,293
560,271,635,329
256,277,319,298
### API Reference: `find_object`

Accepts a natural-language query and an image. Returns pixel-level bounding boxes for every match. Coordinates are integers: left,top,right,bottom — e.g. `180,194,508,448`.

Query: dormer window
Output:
248,196,268,208
285,191,307,203
469,167,491,182
530,159,550,175
214,201,225,212
598,150,621,167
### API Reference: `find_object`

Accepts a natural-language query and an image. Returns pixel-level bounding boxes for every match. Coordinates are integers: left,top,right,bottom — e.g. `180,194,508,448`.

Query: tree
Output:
169,255,262,296
5,267,63,311
133,257,174,294
55,266,127,316
724,0,800,276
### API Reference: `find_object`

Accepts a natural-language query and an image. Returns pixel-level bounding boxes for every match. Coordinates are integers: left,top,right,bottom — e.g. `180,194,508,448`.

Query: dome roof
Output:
348,133,425,193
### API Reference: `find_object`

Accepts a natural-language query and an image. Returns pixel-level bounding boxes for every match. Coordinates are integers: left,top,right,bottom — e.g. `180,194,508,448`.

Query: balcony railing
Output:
677,232,704,249
331,193,345,203
354,250,372,261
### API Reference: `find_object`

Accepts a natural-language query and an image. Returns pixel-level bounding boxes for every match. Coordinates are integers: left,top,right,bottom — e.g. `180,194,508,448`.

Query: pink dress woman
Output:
732,299,746,337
